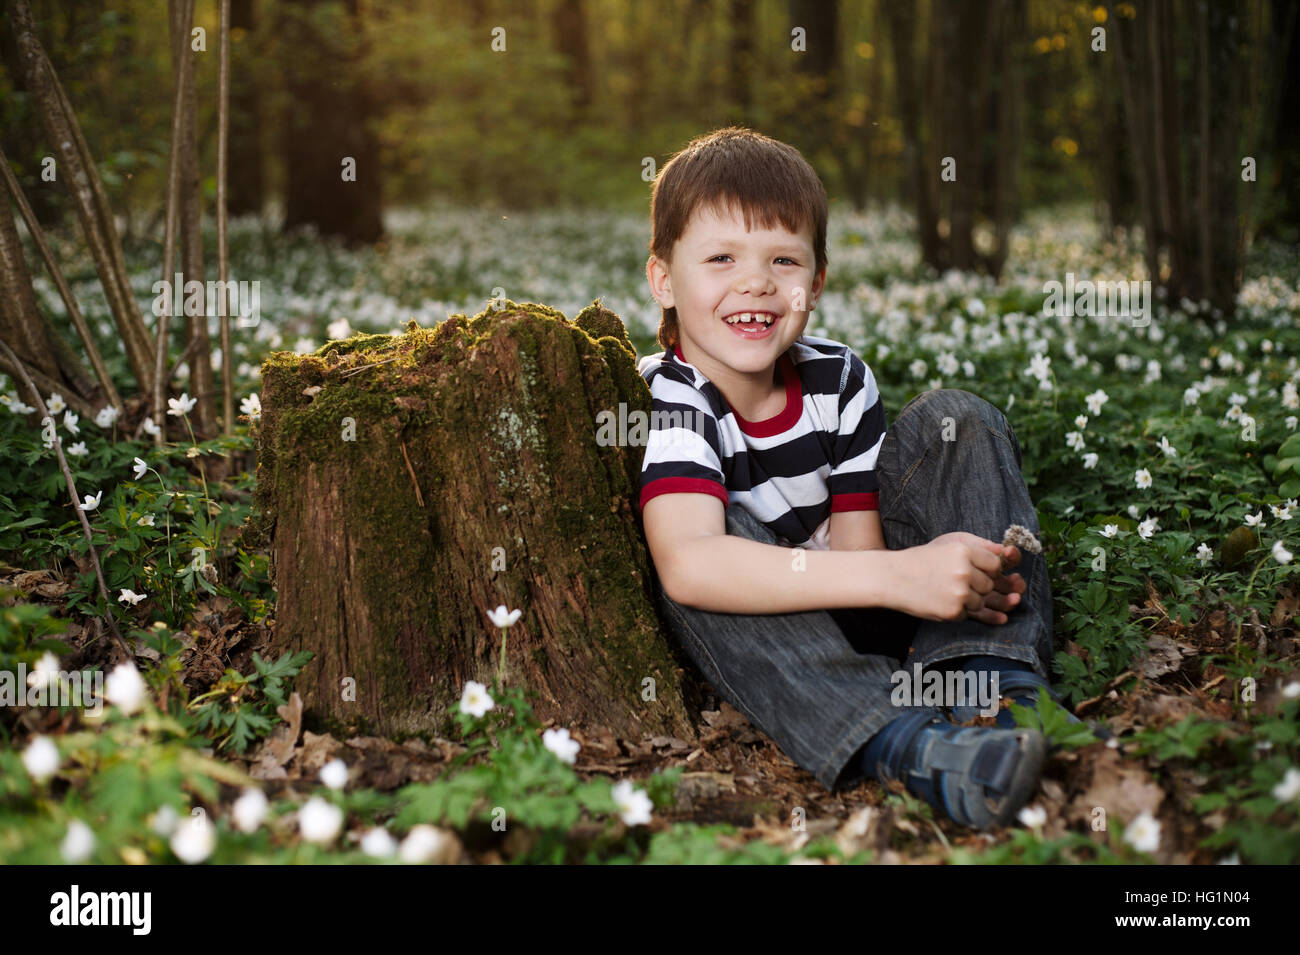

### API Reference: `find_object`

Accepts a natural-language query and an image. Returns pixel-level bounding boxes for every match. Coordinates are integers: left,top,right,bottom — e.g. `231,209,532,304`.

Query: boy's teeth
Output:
726,312,774,325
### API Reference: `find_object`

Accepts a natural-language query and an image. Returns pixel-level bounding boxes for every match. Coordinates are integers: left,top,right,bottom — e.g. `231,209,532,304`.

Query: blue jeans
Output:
653,388,1053,791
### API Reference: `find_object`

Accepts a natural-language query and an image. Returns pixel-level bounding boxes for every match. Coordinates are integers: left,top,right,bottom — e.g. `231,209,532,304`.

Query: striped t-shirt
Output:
636,334,888,551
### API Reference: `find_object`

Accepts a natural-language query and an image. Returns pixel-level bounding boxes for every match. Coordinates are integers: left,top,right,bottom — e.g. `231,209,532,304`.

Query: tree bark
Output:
7,0,156,397
226,0,265,217
280,0,383,245
246,301,705,739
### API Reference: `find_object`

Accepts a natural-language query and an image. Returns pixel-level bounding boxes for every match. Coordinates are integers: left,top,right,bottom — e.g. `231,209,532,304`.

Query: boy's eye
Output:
708,255,799,265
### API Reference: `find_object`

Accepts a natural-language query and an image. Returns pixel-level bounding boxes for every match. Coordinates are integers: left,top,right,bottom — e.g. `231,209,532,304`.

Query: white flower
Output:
486,605,522,628
1289,416,1299,431
1217,853,1241,865
132,457,148,480
611,779,654,826
171,812,216,863
95,405,119,428
66,441,88,457
1127,504,1140,519
460,680,494,718
150,804,179,836
1196,543,1214,566
1066,431,1085,452
1272,503,1293,521
1134,468,1152,489
240,393,261,420
1017,804,1047,830
929,377,943,391
1085,389,1109,415
1225,403,1243,422
1123,810,1160,853
1082,452,1099,469
909,359,928,379
1272,767,1300,802
1184,386,1200,406
1138,517,1159,539
78,490,103,511
232,788,268,833
1027,353,1051,381
137,514,155,527
4,396,35,414
935,351,959,376
298,797,343,844
320,758,349,790
399,824,453,863
542,727,581,765
62,411,79,435
104,661,146,714
961,360,975,377
1272,540,1292,564
1074,415,1088,430
1229,392,1248,406
1099,525,1119,538
1282,681,1300,699
328,317,353,341
142,416,161,437
167,393,197,417
965,298,986,317
61,820,95,862
1245,511,1266,528
361,827,398,857
117,588,147,606
46,392,66,414
27,652,60,691
22,735,60,782
1158,436,1177,458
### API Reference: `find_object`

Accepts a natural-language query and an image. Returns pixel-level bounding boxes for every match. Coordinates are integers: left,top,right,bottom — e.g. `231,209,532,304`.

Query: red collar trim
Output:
672,344,802,437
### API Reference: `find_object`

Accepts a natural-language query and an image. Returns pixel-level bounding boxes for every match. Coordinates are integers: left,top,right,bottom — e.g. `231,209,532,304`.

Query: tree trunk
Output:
226,0,265,217
245,301,704,740
169,0,220,439
280,0,383,246
7,0,156,397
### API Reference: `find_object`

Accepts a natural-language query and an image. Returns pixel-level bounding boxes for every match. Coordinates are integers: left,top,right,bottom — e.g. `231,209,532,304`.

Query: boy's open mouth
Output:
721,311,781,339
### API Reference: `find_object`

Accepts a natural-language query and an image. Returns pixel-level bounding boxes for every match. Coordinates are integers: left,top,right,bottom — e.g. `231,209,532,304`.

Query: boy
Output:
636,127,1064,830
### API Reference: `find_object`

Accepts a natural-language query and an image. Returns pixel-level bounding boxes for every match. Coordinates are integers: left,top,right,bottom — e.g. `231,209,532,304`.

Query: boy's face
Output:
647,200,825,380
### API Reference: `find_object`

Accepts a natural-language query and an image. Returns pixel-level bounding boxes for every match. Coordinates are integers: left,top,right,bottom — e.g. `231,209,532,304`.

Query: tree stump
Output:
244,300,706,740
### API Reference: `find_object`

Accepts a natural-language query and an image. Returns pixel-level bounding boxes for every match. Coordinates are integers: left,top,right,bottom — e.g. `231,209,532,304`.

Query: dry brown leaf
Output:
1065,746,1164,828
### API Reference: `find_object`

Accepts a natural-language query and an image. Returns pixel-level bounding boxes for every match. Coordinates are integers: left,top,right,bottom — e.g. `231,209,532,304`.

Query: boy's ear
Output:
646,254,674,308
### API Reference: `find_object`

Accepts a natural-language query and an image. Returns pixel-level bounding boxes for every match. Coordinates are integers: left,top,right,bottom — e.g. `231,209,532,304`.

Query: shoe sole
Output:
986,729,1047,828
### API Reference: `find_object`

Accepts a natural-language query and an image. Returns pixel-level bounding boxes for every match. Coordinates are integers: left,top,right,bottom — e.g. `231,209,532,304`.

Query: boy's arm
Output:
829,508,886,551
643,493,902,614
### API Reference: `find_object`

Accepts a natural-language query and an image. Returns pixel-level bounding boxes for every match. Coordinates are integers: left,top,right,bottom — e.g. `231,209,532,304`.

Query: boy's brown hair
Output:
649,126,829,352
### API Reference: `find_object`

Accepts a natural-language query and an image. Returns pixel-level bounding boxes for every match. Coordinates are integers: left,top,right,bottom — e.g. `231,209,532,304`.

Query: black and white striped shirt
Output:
636,334,888,550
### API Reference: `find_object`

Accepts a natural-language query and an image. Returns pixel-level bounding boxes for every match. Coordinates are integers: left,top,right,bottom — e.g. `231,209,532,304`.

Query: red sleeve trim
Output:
831,491,879,513
638,477,729,514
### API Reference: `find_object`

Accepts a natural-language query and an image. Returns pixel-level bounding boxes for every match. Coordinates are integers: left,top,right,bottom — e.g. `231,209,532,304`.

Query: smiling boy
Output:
635,127,1065,830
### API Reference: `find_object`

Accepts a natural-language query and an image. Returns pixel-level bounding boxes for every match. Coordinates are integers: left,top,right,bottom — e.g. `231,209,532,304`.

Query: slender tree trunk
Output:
7,0,156,397
884,1,941,270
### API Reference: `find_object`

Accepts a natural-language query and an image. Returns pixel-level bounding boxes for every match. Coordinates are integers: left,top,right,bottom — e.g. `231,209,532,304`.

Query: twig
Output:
1074,670,1139,715
0,339,131,659
340,355,399,378
400,439,424,508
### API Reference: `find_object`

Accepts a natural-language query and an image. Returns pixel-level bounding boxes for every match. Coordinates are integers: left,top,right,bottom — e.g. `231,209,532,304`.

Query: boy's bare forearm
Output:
662,534,900,614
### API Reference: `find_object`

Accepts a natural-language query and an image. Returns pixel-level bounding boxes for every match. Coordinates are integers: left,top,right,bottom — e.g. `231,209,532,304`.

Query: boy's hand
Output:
886,533,1025,623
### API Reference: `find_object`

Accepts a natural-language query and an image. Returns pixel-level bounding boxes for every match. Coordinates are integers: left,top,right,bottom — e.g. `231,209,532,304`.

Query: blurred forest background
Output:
2,0,1296,255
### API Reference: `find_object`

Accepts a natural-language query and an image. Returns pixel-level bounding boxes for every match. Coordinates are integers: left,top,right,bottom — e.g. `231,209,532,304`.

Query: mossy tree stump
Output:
246,300,705,740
